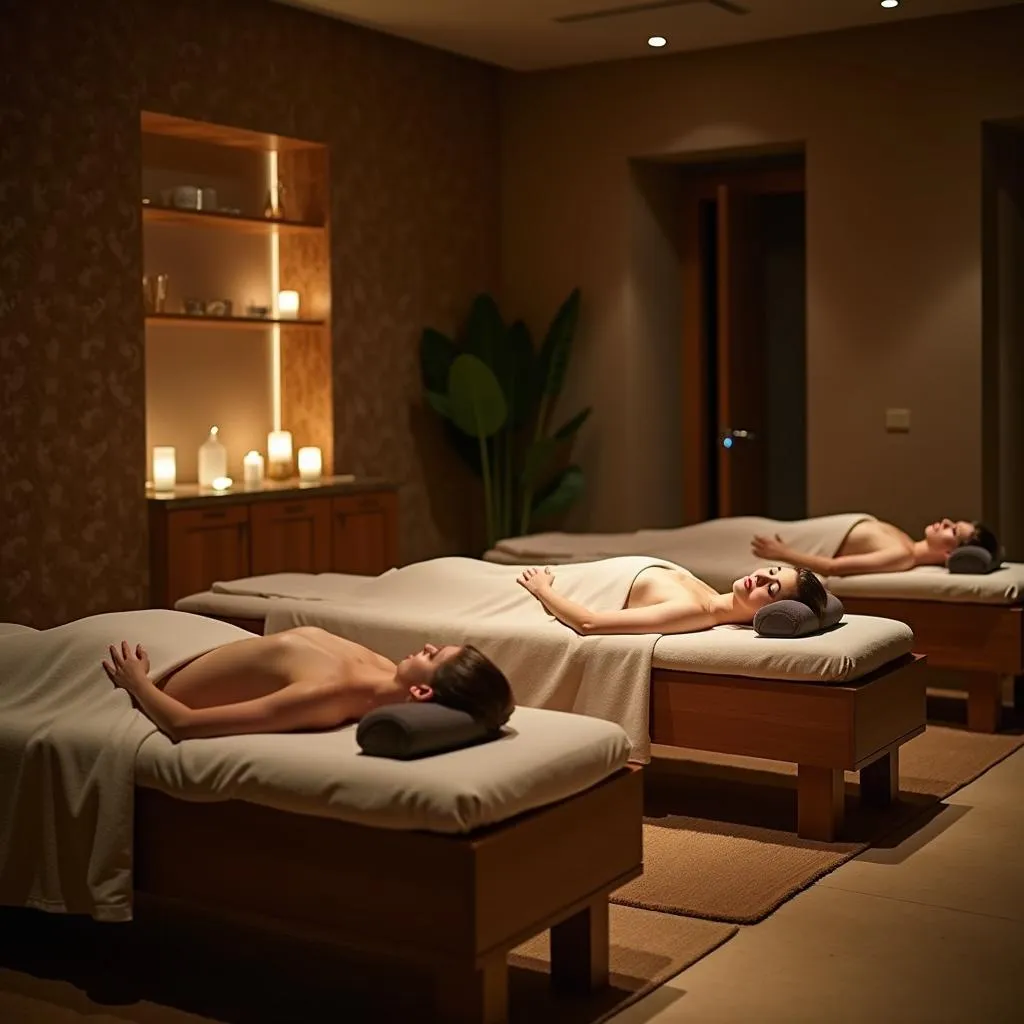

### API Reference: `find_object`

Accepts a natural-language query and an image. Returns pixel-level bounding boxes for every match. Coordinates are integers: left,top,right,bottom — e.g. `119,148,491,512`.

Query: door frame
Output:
680,165,806,524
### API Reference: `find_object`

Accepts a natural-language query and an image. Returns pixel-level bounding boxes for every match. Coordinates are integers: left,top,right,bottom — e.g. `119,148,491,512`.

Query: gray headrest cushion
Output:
947,545,1003,575
356,701,499,760
753,593,844,638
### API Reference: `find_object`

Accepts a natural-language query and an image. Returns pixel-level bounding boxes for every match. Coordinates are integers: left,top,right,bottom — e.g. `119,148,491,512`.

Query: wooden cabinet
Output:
149,481,399,608
331,491,399,576
250,497,332,575
158,505,251,608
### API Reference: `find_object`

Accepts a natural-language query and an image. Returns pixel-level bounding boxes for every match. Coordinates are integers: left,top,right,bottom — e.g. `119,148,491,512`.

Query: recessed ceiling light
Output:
648,36,667,48
880,1,899,8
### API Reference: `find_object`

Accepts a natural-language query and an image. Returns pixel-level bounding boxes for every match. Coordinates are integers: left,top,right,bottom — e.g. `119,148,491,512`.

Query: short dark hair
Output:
967,521,1000,557
794,568,829,620
431,645,514,732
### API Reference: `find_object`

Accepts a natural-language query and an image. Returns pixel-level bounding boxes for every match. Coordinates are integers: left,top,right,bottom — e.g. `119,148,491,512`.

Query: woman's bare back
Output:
160,628,393,709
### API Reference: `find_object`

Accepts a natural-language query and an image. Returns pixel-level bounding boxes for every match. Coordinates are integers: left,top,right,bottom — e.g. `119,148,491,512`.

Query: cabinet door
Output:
165,505,250,606
250,497,332,575
331,491,399,576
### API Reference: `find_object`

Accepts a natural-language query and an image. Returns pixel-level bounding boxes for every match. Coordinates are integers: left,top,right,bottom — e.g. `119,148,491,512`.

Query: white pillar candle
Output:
267,429,293,480
297,446,323,482
277,290,300,319
152,446,176,491
243,449,265,487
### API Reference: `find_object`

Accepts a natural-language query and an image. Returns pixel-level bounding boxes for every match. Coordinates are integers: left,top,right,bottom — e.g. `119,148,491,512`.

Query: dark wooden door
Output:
715,182,765,517
680,164,804,523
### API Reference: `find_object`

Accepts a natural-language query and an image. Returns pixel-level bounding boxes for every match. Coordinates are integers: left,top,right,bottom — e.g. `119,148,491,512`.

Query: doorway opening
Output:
982,120,1024,560
680,156,807,523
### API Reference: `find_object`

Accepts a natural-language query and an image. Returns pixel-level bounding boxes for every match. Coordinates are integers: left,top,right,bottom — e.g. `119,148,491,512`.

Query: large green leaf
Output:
420,328,458,394
463,293,505,372
531,464,585,521
448,354,507,439
426,390,453,420
501,319,536,430
535,288,581,404
553,405,592,440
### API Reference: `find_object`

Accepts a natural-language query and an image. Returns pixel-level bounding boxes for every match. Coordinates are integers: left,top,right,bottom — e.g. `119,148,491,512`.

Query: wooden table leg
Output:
436,955,508,1024
797,765,844,842
963,672,1004,733
860,749,898,807
1013,675,1024,715
550,894,610,994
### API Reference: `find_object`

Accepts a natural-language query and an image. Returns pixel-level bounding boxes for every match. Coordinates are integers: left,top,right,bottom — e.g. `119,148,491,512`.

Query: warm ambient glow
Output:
277,289,300,318
880,1,899,8
268,150,282,432
647,35,667,48
211,476,233,491
298,446,323,482
152,446,176,491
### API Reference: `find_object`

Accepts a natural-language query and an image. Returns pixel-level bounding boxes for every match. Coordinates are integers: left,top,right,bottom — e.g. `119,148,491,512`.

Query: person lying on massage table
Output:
750,517,1000,578
517,561,828,635
101,628,513,742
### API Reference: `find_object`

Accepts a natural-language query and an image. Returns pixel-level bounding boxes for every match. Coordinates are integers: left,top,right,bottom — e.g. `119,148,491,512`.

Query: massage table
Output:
0,618,641,1024
482,522,1024,733
176,581,926,843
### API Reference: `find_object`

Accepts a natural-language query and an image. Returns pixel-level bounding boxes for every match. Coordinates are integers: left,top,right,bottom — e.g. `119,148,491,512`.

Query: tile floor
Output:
614,744,1024,1023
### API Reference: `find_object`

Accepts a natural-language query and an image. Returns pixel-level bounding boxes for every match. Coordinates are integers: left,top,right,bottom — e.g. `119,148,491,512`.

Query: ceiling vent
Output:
554,0,750,25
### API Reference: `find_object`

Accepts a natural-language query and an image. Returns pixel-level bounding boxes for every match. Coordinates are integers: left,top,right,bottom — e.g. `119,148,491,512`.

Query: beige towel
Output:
252,556,685,761
0,610,252,921
490,514,874,591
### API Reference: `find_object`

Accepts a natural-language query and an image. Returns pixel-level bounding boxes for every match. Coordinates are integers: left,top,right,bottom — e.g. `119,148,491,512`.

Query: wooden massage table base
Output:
841,597,1022,733
650,653,927,843
134,765,643,1024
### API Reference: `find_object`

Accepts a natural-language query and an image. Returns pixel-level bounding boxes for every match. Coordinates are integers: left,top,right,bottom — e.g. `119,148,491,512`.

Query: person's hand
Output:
751,533,791,562
102,641,151,695
517,566,555,597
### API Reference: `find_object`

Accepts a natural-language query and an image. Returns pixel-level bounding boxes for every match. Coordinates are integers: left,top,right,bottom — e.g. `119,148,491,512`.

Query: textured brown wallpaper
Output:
0,0,500,627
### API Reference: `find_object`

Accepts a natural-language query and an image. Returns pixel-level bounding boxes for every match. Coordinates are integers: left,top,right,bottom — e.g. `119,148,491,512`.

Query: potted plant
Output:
420,289,591,549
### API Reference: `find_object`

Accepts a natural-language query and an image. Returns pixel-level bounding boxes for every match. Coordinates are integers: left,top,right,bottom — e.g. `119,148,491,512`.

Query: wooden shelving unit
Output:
142,109,333,489
146,313,326,330
143,203,325,236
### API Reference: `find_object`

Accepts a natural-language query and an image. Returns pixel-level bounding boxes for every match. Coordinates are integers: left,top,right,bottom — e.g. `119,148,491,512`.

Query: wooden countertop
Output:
146,475,397,511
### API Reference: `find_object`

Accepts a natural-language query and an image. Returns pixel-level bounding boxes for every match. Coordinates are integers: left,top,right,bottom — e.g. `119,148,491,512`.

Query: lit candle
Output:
243,450,265,488
267,429,293,480
277,290,300,319
152,446,176,491
211,476,233,491
297,446,323,483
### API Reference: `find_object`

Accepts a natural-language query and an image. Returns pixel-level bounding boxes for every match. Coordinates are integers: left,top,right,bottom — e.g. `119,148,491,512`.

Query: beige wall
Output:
501,6,1024,535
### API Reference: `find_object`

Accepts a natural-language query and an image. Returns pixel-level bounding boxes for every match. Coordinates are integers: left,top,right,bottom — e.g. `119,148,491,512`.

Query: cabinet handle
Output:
283,503,307,515
336,512,347,526
202,509,227,519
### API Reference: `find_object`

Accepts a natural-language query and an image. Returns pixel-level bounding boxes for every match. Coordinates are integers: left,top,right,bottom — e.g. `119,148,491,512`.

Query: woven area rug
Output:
611,722,1023,924
0,901,734,1024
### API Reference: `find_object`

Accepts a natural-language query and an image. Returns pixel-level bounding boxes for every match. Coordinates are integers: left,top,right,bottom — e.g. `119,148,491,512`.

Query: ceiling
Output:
270,0,1021,71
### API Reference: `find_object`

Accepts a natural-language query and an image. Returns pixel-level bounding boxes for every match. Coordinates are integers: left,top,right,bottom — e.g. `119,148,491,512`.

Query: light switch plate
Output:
885,408,911,432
